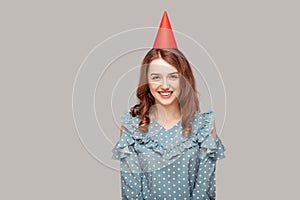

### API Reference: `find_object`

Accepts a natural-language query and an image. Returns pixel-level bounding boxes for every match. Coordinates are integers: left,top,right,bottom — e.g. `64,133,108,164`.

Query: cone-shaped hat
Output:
153,11,178,48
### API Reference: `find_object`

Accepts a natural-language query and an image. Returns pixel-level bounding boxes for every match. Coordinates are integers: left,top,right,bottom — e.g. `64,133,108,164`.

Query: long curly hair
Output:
129,48,200,137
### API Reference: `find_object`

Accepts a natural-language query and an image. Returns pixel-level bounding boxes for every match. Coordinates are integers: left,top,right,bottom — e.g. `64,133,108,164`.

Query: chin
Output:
155,97,178,106
150,90,180,107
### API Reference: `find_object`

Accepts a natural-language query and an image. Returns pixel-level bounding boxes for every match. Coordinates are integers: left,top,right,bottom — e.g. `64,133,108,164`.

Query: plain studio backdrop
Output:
1,1,299,199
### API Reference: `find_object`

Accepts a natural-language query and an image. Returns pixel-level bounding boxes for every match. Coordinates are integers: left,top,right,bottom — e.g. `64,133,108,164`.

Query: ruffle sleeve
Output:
111,111,137,160
191,110,226,199
111,112,144,199
111,111,198,172
111,129,135,160
111,110,226,173
194,110,226,161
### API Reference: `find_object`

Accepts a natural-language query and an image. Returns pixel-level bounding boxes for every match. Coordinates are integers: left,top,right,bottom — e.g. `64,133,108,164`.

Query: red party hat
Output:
153,11,178,48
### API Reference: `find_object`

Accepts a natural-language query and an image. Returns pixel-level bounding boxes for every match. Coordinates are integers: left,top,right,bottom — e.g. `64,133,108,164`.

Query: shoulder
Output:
193,109,226,160
190,109,215,136
121,111,141,125
193,109,214,124
120,111,141,135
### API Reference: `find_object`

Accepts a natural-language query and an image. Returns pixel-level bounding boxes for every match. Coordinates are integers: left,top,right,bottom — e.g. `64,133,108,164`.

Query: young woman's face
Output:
147,58,180,107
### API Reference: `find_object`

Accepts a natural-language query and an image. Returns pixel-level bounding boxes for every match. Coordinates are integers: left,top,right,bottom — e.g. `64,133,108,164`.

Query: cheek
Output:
148,83,158,93
170,80,180,89
172,81,181,94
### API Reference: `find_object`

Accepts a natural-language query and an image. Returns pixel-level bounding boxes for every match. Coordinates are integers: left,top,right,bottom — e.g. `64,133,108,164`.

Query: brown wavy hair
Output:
129,48,200,137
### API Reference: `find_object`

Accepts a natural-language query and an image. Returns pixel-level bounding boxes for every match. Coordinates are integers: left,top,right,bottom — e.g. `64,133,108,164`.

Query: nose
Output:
161,77,169,89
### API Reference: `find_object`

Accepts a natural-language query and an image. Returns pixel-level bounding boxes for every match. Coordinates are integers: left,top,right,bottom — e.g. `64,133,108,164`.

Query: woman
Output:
112,12,226,200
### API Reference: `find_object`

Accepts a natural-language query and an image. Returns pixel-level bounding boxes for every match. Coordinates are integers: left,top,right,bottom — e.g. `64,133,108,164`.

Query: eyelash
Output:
152,76,160,80
151,75,178,80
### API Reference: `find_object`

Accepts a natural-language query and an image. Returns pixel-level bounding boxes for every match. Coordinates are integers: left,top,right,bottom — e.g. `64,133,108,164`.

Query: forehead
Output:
148,58,177,74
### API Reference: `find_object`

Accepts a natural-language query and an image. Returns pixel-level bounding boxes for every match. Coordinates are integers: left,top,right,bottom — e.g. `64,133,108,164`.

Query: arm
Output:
120,169,144,199
192,114,225,199
119,125,125,137
117,127,144,199
211,120,217,141
191,154,217,200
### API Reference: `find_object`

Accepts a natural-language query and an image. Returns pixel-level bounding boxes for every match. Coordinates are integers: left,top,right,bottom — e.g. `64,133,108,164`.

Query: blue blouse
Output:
112,110,226,200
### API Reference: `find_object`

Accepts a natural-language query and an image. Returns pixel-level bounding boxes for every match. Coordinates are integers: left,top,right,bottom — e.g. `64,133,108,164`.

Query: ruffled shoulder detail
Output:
193,109,226,160
111,110,225,172
120,111,140,134
111,129,135,160
111,111,139,160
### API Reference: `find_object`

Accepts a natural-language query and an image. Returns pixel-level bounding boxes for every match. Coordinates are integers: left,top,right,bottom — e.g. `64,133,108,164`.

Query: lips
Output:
158,91,173,95
158,91,173,98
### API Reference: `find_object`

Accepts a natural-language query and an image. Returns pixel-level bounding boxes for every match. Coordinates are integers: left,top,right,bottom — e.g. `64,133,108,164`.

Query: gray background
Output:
1,0,299,199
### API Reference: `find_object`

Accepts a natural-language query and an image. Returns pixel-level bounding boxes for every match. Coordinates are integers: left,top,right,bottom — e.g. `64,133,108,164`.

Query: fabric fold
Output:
111,110,225,172
111,129,135,160
112,110,226,199
194,110,226,160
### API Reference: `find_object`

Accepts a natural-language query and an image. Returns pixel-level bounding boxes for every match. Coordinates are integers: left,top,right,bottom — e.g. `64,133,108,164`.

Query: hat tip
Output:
153,11,178,49
163,10,168,17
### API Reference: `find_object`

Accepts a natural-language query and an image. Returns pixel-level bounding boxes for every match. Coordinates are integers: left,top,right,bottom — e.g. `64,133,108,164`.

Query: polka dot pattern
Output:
112,110,226,199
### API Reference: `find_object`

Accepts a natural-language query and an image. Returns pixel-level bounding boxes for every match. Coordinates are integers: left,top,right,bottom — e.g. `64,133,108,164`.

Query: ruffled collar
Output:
121,110,213,138
112,109,226,172
119,109,216,157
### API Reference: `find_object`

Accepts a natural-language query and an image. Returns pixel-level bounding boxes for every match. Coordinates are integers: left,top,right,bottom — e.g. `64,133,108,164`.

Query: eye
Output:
170,75,178,80
151,75,161,81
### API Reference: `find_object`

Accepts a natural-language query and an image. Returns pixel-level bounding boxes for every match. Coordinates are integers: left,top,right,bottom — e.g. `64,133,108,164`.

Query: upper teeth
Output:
160,92,171,95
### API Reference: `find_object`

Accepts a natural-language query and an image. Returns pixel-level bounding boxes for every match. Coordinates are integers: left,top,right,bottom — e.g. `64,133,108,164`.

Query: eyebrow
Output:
150,72,179,76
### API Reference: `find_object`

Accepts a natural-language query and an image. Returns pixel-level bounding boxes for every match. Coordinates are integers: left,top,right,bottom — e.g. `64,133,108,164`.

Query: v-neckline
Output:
150,116,182,132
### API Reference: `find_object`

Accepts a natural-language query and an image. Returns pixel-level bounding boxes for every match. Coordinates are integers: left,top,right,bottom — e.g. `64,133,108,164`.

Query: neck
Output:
150,102,181,121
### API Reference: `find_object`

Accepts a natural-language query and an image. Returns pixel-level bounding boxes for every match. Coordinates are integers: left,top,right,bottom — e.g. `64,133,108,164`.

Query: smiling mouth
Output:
158,91,173,97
